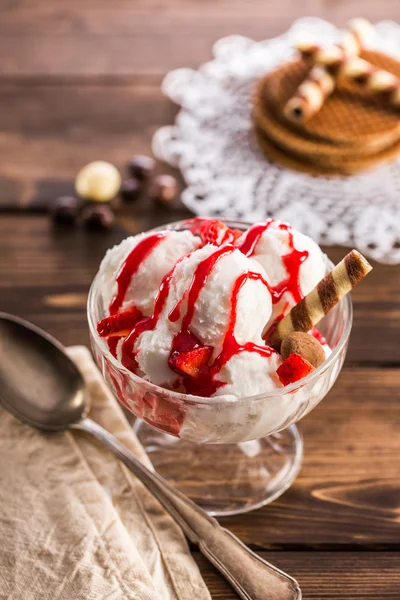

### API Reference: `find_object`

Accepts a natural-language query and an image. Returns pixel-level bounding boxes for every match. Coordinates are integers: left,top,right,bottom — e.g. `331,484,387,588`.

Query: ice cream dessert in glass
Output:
88,218,369,515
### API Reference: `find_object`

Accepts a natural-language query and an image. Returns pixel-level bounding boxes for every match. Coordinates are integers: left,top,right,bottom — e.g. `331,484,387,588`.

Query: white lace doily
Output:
152,17,400,264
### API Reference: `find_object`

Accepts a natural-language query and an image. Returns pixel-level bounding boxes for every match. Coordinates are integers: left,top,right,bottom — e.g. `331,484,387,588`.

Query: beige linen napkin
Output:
0,346,211,600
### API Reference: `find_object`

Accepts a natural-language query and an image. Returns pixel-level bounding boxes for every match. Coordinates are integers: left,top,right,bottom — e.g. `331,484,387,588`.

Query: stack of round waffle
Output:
253,49,400,175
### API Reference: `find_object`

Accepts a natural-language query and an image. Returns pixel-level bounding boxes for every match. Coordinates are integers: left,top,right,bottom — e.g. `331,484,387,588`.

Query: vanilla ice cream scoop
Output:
136,244,274,389
98,230,201,316
235,220,326,329
213,351,282,398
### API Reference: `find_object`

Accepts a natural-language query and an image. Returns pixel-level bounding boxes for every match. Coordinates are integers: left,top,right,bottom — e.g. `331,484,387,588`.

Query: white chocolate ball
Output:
75,161,121,202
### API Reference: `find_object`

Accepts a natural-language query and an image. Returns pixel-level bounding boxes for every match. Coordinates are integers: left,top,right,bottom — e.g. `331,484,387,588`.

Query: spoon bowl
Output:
0,313,87,430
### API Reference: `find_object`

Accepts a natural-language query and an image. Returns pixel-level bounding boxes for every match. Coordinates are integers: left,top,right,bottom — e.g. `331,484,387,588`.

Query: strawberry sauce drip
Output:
119,243,276,396
177,270,276,396
238,221,309,305
107,337,120,358
168,293,186,323
119,250,193,371
109,232,167,315
175,245,235,330
166,247,276,397
120,263,176,371
237,219,274,255
166,246,237,394
205,271,275,396
276,223,309,304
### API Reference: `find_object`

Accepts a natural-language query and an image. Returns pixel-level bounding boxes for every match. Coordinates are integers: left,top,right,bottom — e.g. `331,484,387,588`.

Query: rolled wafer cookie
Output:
294,44,400,113
334,56,400,108
268,250,372,350
296,18,373,64
286,18,374,121
283,64,335,121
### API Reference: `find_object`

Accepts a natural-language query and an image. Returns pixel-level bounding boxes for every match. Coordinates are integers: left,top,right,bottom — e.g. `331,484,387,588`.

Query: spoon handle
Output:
73,417,301,600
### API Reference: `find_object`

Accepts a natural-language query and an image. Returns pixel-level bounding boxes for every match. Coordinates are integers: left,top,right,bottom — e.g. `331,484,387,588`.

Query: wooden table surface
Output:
1,2,399,598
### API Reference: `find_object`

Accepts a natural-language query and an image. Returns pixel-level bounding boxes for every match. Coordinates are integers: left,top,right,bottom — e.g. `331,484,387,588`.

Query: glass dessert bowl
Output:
88,219,353,516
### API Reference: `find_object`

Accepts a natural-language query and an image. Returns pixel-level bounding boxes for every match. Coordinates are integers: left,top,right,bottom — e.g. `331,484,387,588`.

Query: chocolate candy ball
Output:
75,161,121,203
120,178,141,203
128,155,155,181
150,174,179,205
281,331,325,368
82,204,115,230
50,196,81,227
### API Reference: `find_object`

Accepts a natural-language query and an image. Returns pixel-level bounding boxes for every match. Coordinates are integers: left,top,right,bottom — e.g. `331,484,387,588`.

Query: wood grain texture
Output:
0,2,399,596
0,1,399,76
193,551,400,599
0,80,175,209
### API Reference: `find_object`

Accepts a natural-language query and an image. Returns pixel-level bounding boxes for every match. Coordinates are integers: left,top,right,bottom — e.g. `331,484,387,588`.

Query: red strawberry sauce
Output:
166,246,276,396
237,220,309,305
109,232,167,315
107,336,120,357
103,219,311,396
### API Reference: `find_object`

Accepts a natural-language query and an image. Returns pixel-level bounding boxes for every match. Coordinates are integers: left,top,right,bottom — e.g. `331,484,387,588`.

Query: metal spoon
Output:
0,312,301,600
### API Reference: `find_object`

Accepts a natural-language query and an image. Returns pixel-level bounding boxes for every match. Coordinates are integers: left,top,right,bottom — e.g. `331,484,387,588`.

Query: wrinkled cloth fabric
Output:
0,346,211,600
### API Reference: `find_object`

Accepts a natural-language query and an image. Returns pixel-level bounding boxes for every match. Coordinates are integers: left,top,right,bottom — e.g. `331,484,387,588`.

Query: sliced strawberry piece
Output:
97,307,142,338
205,220,232,245
276,353,315,386
171,329,202,354
188,218,241,247
169,346,213,378
230,228,244,242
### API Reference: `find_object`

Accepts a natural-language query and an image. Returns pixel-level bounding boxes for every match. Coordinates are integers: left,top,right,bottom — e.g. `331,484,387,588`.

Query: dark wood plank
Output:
0,80,171,209
193,551,400,599
0,1,399,75
4,2,395,38
0,79,189,211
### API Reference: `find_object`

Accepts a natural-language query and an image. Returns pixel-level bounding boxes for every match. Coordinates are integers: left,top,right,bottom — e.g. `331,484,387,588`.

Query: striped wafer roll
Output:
296,18,373,64
269,250,372,350
333,56,400,108
286,18,374,121
283,64,335,121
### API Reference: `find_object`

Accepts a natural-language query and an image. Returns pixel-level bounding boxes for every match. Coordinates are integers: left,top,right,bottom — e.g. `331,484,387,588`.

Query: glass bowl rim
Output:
87,218,353,407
